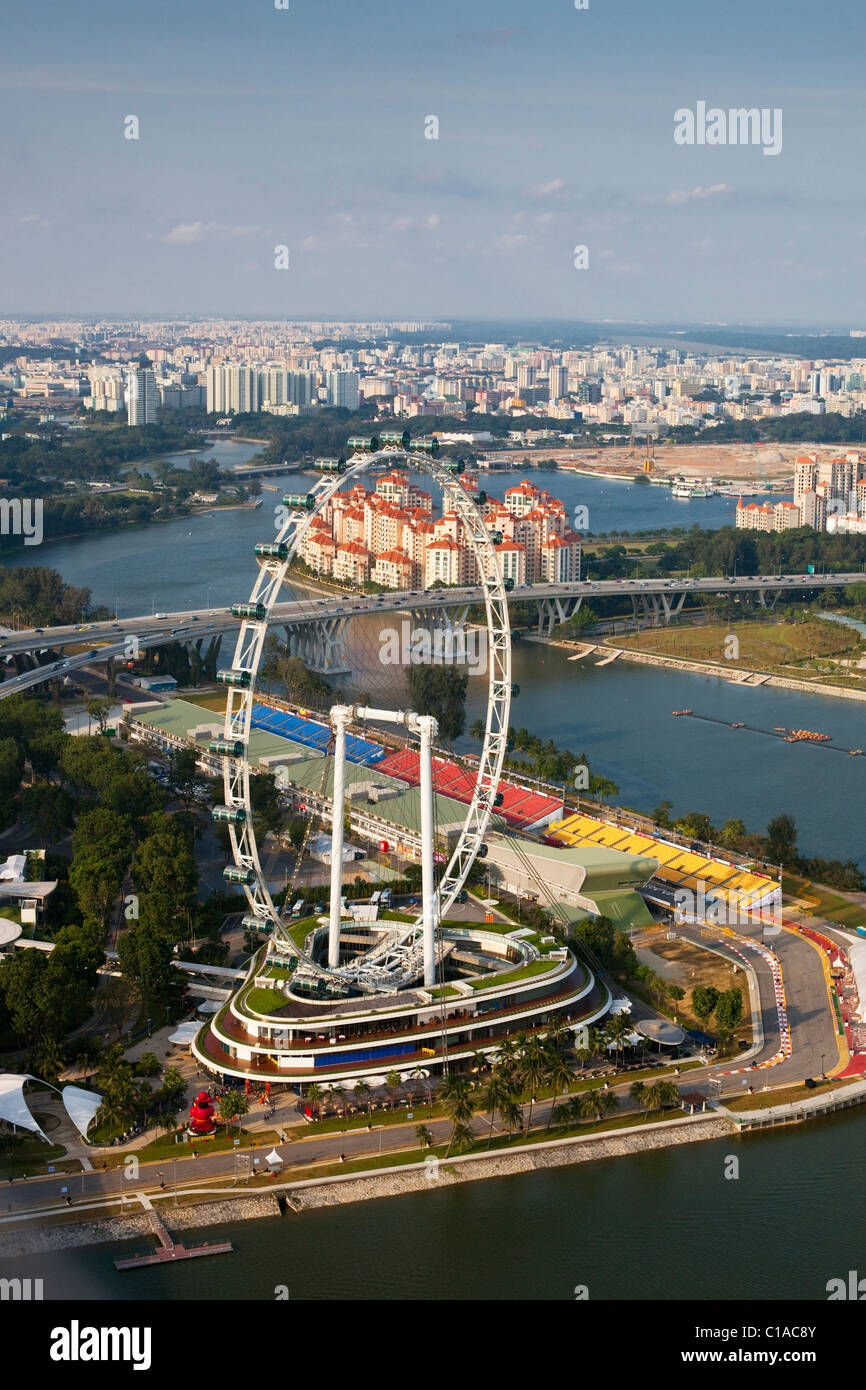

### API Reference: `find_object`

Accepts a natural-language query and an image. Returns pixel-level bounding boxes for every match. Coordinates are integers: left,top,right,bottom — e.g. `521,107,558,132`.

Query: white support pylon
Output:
328,705,351,969
417,714,439,987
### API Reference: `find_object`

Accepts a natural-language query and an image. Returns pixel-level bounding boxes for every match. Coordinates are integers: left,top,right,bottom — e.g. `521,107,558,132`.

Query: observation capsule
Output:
223,865,257,885
313,457,346,473
212,805,247,824
379,430,411,448
255,541,289,559
209,738,245,758
346,435,380,453
216,668,251,688
282,492,316,511
231,602,266,620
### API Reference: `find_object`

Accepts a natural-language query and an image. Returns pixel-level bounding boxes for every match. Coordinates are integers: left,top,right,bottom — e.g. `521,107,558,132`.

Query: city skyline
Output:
3,0,866,321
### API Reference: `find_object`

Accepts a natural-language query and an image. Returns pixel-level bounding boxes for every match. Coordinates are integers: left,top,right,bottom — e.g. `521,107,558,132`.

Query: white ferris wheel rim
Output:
219,445,512,987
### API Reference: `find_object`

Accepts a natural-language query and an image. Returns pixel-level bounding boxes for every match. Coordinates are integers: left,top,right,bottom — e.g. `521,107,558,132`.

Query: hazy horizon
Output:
3,0,865,323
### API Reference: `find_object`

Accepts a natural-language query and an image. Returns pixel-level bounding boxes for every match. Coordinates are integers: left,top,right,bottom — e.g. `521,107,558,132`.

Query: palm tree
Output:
384,1070,403,1111
545,1051,574,1129
448,1120,475,1154
354,1079,371,1114
586,1025,607,1066
498,1093,524,1140
73,1035,104,1082
415,1124,434,1150
647,1080,680,1115
330,1084,347,1119
605,1013,634,1071
33,1034,66,1086
306,1082,323,1119
516,1038,548,1134
596,1089,620,1120
629,1080,648,1118
481,1070,513,1148
441,1075,476,1156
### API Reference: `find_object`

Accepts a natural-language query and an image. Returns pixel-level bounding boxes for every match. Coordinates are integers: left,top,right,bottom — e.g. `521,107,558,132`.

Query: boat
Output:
672,709,693,717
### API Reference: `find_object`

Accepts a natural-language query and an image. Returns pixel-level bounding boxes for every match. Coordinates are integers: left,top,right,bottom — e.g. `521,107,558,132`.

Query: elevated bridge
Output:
1,571,861,697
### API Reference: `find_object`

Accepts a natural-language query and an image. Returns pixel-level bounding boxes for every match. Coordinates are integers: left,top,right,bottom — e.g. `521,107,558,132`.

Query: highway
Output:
2,570,862,698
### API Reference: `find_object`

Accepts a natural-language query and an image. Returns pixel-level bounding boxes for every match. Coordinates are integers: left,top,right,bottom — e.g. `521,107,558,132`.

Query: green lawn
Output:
246,986,288,1014
469,960,558,991
0,1139,70,1179
783,874,866,930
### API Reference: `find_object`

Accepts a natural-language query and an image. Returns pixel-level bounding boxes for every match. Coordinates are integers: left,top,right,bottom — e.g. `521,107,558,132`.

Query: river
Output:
1,451,863,1300
3,1108,864,1300
1,458,861,865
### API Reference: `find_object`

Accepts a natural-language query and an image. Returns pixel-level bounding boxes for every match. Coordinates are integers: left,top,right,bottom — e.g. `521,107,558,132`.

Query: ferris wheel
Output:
210,436,512,995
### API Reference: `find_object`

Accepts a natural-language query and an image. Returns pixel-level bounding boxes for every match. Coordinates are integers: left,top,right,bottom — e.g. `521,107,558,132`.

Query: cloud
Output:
162,221,260,244
641,184,729,206
533,179,565,197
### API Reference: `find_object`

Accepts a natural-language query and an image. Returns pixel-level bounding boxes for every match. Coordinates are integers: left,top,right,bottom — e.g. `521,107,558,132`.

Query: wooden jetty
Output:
113,1206,232,1270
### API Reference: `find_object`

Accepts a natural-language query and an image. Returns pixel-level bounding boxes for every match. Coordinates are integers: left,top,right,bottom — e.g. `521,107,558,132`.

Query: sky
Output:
2,0,866,325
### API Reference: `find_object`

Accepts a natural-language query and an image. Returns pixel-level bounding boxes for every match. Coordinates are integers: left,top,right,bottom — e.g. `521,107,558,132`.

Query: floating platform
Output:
113,1205,233,1270
114,1240,233,1270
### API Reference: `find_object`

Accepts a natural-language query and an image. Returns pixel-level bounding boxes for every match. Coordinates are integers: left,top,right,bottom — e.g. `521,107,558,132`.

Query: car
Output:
154,612,168,620
87,649,98,658
190,615,199,621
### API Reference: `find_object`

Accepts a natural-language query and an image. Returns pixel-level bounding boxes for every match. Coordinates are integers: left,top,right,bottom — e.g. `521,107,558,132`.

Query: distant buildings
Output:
298,475,580,590
125,362,158,426
737,450,866,534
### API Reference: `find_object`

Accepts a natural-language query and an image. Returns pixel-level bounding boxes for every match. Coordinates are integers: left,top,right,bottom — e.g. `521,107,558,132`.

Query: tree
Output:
629,1080,648,1117
545,1050,574,1129
604,1012,634,1070
132,813,198,937
217,1091,243,1130
715,987,743,1034
691,985,720,1025
647,1080,680,1114
766,813,798,867
516,1038,548,1132
405,663,468,742
117,920,176,1014
0,737,24,831
719,818,747,851
167,748,204,809
415,1124,434,1150
135,1052,161,1078
85,697,114,734
441,1074,477,1155
69,807,133,927
481,1069,514,1148
384,1070,403,1110
20,783,73,847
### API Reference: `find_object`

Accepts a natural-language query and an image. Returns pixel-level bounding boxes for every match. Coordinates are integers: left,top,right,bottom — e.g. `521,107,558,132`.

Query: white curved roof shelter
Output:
0,1074,49,1140
62,1085,102,1138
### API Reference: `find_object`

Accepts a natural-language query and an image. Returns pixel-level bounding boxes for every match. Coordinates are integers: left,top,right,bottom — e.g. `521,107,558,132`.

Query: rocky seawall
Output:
287,1114,734,1211
1,1194,281,1258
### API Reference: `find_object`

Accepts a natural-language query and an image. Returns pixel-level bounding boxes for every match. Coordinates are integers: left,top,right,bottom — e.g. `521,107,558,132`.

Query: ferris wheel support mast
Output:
327,703,440,984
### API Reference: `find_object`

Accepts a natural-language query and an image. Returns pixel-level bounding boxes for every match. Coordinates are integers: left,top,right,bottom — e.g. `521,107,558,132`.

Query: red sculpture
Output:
188,1091,216,1137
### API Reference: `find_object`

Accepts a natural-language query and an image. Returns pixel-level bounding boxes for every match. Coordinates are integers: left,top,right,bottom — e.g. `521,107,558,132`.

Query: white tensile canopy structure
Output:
0,1075,102,1141
0,1074,49,1139
265,1148,284,1166
62,1085,102,1138
168,1022,201,1045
